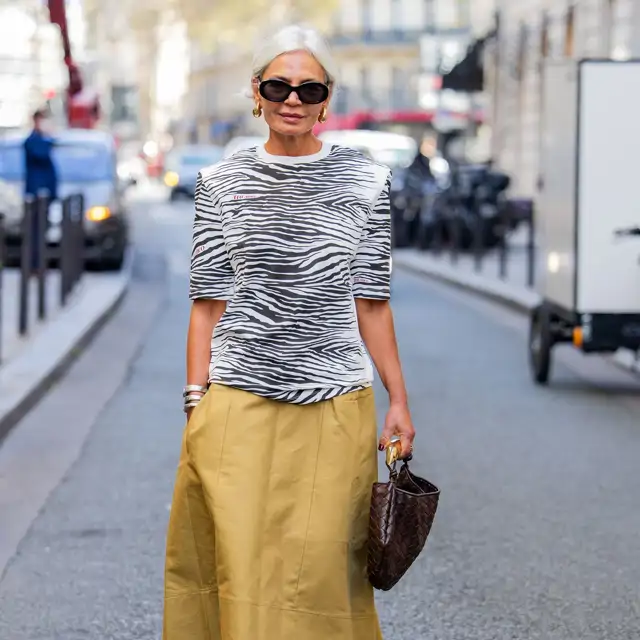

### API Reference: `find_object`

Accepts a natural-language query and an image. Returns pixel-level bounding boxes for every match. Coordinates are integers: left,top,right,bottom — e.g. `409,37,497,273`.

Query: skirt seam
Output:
292,398,327,602
183,474,216,640
214,393,233,488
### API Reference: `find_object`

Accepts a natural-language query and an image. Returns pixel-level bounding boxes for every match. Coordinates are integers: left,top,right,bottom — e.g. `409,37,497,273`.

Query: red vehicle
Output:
47,0,100,128
314,108,484,141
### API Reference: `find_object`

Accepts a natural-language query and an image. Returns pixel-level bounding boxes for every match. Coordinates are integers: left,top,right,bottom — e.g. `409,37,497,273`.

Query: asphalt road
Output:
1,184,639,639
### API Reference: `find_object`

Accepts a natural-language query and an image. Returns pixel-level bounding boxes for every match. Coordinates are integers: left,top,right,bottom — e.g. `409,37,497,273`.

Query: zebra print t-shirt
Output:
189,142,392,405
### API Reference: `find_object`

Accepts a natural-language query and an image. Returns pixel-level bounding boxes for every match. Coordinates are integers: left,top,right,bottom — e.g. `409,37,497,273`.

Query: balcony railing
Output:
332,88,420,115
329,29,422,47
328,27,471,47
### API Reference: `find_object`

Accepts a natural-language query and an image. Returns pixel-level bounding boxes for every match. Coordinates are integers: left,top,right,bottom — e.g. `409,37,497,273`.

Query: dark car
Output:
0,128,129,270
163,145,225,200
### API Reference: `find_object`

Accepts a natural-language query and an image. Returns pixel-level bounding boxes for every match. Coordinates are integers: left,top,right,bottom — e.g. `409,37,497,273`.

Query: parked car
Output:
0,178,22,240
0,128,130,270
163,144,225,200
318,130,420,247
318,129,417,169
222,136,266,159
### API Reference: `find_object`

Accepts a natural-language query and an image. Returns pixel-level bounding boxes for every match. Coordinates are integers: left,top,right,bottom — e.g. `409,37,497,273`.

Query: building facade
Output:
82,0,144,141
182,0,478,144
0,0,66,130
489,0,640,198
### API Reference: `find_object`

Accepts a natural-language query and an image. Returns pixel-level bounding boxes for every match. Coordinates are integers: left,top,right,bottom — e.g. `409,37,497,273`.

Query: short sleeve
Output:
351,170,392,300
189,172,235,300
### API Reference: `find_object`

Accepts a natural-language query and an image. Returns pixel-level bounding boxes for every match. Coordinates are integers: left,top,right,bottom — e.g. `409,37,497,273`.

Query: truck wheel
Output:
529,305,554,384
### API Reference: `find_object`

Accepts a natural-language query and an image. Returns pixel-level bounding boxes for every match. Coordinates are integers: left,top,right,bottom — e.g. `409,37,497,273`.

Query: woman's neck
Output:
264,132,322,157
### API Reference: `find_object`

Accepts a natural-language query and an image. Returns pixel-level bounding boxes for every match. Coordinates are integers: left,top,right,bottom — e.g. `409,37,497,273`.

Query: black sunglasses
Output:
259,79,329,105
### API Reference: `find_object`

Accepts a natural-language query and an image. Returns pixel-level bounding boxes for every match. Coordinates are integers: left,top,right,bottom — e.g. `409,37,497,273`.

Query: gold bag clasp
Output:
385,435,402,471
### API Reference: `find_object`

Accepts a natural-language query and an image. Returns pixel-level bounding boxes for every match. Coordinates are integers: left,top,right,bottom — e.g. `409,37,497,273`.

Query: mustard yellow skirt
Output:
163,384,383,640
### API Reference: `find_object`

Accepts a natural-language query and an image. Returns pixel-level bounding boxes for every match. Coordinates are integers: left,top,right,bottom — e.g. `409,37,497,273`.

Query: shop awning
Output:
440,30,496,93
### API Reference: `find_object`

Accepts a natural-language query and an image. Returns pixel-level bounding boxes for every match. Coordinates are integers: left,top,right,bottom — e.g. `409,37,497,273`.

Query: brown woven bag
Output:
367,436,440,591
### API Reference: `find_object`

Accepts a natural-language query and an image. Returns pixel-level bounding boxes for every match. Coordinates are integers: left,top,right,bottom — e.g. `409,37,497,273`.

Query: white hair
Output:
251,24,339,87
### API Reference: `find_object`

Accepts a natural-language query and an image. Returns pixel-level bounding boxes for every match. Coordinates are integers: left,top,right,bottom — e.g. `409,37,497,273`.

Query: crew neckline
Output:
256,141,333,165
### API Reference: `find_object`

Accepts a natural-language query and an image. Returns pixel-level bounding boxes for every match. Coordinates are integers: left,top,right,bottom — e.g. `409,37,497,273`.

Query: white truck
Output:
529,59,640,383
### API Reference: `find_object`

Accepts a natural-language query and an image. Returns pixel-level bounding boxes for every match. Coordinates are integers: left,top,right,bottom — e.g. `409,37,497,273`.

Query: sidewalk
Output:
0,256,133,441
1,269,64,365
392,246,640,374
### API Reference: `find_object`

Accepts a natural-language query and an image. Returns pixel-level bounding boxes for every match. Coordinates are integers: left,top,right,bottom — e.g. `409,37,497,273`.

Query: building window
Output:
435,0,457,30
515,22,527,82
604,0,615,56
457,0,471,28
564,5,575,57
392,67,404,109
361,0,372,34
360,66,372,108
425,0,436,28
390,0,401,32
331,8,342,35
540,12,549,60
333,86,350,114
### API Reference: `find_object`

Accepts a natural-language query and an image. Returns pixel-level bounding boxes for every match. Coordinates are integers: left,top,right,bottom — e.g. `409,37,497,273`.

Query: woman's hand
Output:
378,402,415,459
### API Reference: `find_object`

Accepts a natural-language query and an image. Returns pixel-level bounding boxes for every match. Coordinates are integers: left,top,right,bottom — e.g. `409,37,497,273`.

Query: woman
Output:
163,24,415,640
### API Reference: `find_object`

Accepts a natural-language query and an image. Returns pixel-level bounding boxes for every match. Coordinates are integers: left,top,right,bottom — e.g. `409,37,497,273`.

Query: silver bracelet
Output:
183,384,208,413
183,396,203,411
183,384,208,396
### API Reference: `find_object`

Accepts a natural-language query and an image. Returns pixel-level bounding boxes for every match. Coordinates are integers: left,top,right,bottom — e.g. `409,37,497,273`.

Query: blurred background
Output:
3,0,503,182
2,0,637,222
2,0,637,185
2,3,640,638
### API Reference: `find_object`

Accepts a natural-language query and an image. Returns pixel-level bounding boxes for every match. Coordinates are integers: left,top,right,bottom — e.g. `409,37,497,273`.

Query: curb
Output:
0,247,135,444
393,251,540,314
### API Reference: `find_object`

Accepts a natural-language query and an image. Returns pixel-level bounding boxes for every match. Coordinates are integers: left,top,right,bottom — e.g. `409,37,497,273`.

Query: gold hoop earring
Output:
318,106,328,123
252,104,262,118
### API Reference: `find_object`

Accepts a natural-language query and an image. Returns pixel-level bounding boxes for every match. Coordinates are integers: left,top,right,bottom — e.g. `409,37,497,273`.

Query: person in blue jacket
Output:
23,109,58,270
24,109,58,201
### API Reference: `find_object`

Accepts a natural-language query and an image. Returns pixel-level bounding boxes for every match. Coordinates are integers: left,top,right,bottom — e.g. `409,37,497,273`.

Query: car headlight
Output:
164,171,179,187
86,206,111,221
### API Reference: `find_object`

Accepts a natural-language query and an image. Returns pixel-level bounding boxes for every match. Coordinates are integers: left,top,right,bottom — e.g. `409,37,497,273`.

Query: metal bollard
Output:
472,216,484,273
19,197,35,336
36,190,49,321
71,194,84,288
60,196,71,306
526,203,536,288
76,194,85,284
498,201,509,280
449,209,461,266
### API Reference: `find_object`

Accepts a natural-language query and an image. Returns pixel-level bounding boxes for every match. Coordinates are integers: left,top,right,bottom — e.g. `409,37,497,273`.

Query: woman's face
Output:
253,50,331,136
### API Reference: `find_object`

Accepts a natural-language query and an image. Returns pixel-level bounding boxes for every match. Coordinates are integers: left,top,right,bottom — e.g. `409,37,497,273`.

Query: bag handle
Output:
385,435,413,477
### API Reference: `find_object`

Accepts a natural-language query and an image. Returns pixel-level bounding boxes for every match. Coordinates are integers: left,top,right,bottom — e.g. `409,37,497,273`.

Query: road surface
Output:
0,185,639,639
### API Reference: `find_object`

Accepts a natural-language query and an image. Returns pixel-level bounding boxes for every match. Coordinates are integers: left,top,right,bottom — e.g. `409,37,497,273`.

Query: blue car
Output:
163,145,225,200
0,128,130,270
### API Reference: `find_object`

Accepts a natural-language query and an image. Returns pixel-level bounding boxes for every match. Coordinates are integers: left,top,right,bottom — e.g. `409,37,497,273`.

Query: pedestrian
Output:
24,109,58,272
163,24,415,640
24,109,58,202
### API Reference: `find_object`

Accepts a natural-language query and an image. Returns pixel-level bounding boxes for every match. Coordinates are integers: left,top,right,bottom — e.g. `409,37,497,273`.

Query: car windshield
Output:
166,148,224,170
181,154,220,166
367,147,416,169
0,142,114,182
